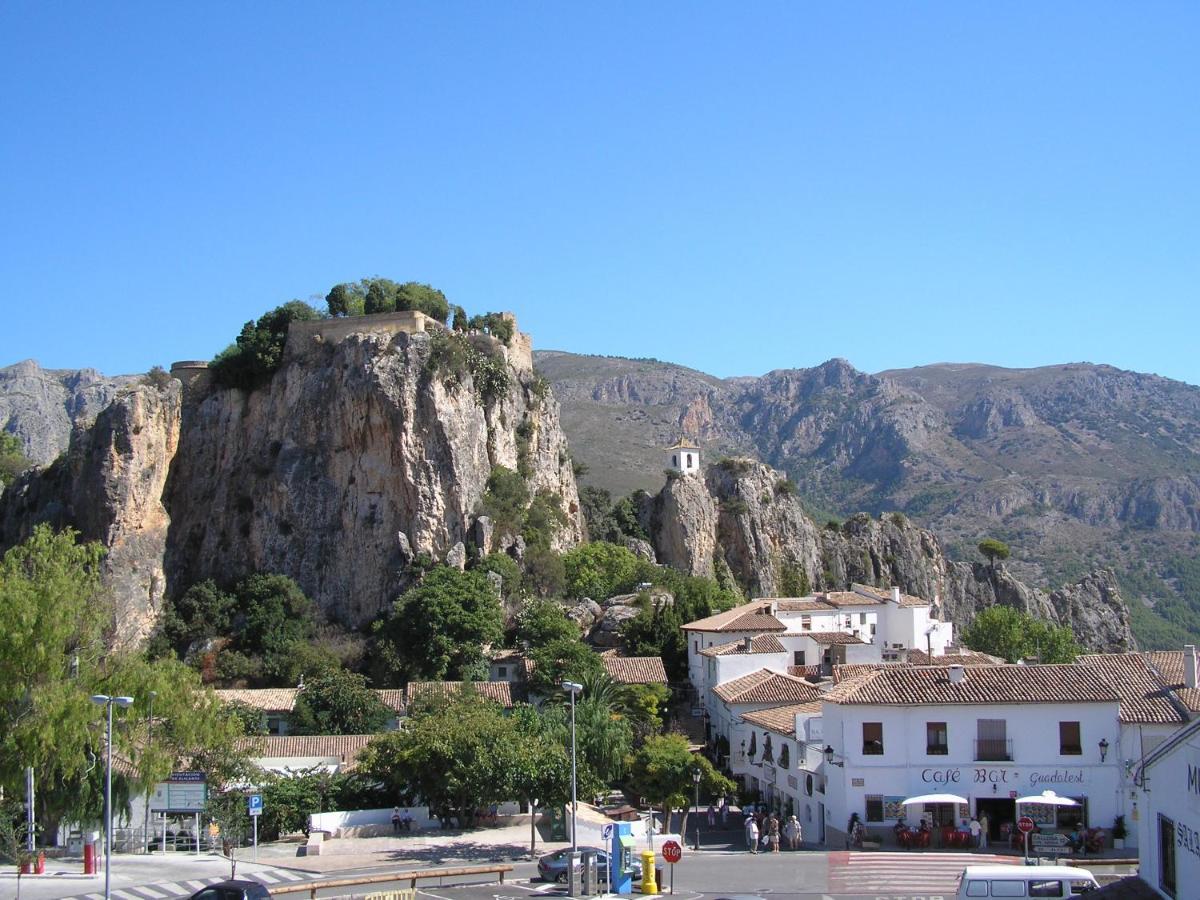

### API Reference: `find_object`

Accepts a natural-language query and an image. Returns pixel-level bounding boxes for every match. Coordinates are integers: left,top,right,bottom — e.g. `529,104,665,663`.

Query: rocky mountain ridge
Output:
0,332,1143,654
535,350,1200,646
649,458,1132,652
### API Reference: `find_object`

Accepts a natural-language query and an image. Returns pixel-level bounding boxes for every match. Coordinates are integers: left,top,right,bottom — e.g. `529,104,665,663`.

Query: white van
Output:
955,865,1100,898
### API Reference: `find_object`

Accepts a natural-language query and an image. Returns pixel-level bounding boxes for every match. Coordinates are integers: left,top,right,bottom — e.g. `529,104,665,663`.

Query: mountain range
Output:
535,351,1200,648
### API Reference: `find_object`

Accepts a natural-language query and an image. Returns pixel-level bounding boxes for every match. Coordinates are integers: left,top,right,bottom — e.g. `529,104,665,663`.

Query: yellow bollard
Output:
640,849,658,894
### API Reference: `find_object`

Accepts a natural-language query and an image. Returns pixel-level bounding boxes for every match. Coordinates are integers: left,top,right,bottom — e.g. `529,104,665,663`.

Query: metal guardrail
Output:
268,863,514,899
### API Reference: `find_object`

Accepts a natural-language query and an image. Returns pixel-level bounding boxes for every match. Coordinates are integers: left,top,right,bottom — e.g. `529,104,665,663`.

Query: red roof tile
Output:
1075,652,1186,724
713,669,823,705
826,664,1120,706
699,635,787,657
602,655,669,684
740,702,822,736
405,681,515,708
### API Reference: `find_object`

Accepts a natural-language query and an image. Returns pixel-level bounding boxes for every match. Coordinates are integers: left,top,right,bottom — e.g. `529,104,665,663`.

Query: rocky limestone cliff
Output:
166,327,582,625
649,458,1133,652
0,381,181,646
0,359,138,464
0,315,583,637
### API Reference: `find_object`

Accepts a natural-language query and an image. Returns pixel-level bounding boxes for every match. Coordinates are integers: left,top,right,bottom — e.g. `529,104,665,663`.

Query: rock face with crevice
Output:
648,458,1134,652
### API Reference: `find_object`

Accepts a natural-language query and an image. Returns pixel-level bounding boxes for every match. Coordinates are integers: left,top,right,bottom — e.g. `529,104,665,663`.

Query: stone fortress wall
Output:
172,310,533,402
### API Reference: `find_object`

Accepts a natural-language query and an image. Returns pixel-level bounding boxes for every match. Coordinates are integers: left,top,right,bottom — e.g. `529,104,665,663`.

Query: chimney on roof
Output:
768,600,778,616
1186,645,1198,689
948,664,966,685
744,636,753,653
891,586,901,604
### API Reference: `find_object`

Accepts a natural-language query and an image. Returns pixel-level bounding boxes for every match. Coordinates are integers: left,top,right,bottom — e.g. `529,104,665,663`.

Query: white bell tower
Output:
666,438,701,475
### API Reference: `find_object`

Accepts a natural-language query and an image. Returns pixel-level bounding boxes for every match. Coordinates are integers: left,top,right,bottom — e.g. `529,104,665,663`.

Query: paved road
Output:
7,847,1124,900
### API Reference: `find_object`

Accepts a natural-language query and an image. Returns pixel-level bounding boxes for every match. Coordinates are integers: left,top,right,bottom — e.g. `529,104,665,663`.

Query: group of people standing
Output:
744,808,804,853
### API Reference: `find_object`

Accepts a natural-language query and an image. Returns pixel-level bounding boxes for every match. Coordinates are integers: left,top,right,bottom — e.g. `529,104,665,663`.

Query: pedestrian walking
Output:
969,815,982,848
784,815,801,850
720,797,729,826
391,807,402,834
707,803,716,827
846,813,861,849
978,813,990,849
745,816,760,853
768,816,781,853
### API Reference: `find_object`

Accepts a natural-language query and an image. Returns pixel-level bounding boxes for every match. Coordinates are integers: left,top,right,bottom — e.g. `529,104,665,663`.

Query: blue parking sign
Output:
248,794,263,814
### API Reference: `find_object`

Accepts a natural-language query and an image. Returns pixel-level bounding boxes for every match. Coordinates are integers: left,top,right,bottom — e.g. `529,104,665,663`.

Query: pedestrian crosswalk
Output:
828,851,1018,896
63,865,310,900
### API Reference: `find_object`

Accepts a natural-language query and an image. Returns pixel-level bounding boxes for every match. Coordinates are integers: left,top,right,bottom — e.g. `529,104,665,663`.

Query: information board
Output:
151,771,208,813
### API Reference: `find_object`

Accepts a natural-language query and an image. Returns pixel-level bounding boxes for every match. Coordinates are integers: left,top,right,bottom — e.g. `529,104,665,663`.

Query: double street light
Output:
91,694,134,900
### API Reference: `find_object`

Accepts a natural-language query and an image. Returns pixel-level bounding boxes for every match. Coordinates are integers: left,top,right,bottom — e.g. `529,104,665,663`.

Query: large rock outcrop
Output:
0,316,584,636
166,327,581,625
649,458,1134,652
0,360,138,464
0,381,181,645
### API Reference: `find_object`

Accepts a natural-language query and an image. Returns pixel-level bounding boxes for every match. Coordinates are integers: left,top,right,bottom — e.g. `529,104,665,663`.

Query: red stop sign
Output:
1017,816,1036,834
662,840,682,863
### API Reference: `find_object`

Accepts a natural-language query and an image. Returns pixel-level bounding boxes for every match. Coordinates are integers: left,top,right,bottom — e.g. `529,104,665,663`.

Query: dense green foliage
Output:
515,598,580,647
324,278,451,323
562,542,653,600
960,605,1081,663
579,486,649,543
0,432,31,487
357,691,569,829
527,637,604,695
625,734,735,833
154,574,333,686
289,669,392,735
210,300,323,390
373,566,504,684
253,765,389,840
480,466,529,538
0,525,242,830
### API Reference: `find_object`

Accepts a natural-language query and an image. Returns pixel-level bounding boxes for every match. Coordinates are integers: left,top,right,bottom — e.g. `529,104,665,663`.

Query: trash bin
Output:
68,831,84,855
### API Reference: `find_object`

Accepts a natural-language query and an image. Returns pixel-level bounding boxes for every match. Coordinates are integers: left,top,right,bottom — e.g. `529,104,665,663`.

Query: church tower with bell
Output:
666,437,701,476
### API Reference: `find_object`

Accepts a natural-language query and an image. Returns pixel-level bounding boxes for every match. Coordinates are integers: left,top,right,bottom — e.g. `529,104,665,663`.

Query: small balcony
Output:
974,738,1012,761
926,744,949,756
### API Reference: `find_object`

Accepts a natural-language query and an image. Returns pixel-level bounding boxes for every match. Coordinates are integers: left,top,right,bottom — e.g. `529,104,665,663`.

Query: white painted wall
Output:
1136,725,1200,898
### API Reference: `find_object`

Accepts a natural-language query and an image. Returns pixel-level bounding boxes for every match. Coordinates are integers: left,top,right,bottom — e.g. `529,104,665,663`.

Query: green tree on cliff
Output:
961,605,1080,663
978,538,1011,571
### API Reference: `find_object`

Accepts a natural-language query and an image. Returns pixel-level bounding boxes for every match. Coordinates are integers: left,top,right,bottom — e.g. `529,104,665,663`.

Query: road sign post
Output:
662,840,681,895
1017,816,1035,863
248,794,263,862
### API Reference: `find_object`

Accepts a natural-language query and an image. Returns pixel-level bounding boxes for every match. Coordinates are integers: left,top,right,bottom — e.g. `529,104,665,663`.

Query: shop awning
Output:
900,793,969,806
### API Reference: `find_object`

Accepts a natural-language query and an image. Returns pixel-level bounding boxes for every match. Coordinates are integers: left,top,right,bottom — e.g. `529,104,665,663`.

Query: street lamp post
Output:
143,690,156,854
92,694,134,900
692,768,701,851
562,681,583,854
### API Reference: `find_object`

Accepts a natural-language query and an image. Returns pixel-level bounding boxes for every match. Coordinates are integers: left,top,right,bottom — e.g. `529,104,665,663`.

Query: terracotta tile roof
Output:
826,664,1121,706
1141,651,1200,715
820,591,882,608
699,635,787,657
833,663,906,682
804,631,865,645
405,681,515,708
602,655,669,684
849,583,931,607
1075,652,1186,724
740,702,822,736
235,734,375,769
906,649,1005,666
215,688,298,712
683,601,786,632
773,598,837,612
787,665,822,680
713,669,823,705
376,689,407,713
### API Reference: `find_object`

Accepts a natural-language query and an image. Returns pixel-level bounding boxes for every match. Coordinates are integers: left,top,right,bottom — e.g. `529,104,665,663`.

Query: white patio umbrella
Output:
901,793,970,806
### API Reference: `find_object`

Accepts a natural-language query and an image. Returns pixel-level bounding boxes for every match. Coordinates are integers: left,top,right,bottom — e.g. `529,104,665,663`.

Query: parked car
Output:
537,847,611,883
186,880,272,900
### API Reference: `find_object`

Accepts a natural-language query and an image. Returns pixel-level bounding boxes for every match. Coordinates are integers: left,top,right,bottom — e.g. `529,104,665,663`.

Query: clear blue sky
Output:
2,2,1197,384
